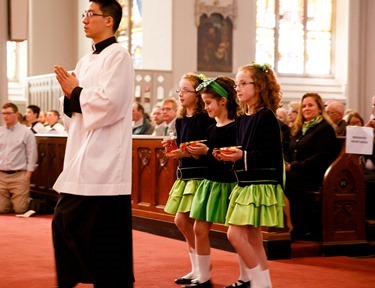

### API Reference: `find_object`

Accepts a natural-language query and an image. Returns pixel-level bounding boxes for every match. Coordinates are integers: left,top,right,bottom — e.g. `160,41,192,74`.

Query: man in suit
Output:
161,97,178,136
151,105,165,136
132,102,153,135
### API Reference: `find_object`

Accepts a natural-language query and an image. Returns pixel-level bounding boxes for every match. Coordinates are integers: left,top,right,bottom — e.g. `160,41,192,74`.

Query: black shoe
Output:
175,277,194,284
224,280,251,288
182,280,212,288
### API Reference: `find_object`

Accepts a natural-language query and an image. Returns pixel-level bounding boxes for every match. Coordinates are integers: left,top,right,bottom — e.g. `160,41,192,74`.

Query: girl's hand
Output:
185,142,209,156
161,138,171,148
167,148,191,159
216,148,243,162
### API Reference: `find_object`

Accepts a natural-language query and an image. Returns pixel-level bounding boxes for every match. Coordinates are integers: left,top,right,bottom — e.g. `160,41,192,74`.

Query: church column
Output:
0,0,8,113
347,0,375,119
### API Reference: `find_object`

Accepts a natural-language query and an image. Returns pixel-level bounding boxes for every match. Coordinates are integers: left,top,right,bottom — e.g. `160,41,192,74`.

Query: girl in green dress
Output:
219,62,285,288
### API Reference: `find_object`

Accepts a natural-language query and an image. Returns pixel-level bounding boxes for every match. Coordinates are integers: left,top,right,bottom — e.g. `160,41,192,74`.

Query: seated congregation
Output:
277,94,374,244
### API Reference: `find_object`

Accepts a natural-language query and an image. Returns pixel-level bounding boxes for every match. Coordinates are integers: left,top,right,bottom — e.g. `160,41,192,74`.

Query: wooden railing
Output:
131,136,178,222
30,135,178,208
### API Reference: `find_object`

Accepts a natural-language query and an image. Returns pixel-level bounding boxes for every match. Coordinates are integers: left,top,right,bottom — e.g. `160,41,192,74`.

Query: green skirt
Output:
225,183,285,228
190,180,236,224
164,179,202,215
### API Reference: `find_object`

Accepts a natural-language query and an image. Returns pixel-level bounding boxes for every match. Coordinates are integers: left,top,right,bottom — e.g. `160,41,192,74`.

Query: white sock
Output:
181,250,198,279
238,255,250,282
196,254,211,283
245,265,267,288
261,269,272,288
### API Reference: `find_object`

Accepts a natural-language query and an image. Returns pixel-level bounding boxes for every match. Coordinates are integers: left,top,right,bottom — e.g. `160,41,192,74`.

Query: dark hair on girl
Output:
199,76,239,120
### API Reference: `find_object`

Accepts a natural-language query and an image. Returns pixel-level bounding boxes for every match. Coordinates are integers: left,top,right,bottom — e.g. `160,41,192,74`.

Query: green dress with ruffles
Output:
164,113,214,215
226,109,286,228
189,121,238,224
164,179,202,214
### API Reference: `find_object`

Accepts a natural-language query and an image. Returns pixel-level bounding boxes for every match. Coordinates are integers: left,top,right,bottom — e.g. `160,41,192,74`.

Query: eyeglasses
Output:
176,89,196,94
82,11,108,19
233,82,255,89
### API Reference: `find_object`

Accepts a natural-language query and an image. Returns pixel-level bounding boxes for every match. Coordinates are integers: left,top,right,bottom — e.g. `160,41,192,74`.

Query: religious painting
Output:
197,13,233,72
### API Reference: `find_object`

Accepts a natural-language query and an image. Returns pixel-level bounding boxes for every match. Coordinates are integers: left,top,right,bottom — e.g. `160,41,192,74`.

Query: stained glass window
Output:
117,0,143,68
256,0,333,76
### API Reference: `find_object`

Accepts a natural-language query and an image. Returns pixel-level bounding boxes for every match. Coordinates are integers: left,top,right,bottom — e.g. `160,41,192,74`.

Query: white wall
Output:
142,0,172,70
334,0,349,87
345,0,375,119
232,0,256,72
77,0,92,58
171,1,197,86
364,0,375,119
28,0,78,75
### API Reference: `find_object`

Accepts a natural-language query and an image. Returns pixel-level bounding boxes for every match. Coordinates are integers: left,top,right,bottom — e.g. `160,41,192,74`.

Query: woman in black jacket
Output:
285,92,339,240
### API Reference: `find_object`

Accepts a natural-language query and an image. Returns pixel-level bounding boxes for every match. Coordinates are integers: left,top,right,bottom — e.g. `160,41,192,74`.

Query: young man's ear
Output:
106,16,113,27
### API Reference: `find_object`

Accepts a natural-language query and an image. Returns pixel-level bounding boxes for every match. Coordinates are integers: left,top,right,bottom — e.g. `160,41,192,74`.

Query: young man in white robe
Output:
52,1,135,287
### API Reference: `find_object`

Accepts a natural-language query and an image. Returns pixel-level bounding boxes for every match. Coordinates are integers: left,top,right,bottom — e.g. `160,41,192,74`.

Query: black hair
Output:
90,0,123,33
136,102,145,114
27,105,41,117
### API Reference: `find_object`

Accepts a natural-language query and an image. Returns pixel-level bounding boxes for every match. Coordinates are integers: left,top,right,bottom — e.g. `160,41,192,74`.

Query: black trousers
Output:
52,193,134,288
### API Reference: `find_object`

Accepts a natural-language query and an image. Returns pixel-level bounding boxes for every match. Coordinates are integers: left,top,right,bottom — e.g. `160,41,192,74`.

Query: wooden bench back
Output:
322,140,366,243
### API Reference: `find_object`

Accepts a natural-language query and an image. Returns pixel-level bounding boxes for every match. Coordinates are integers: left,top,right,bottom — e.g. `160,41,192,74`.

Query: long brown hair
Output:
177,73,205,118
237,63,282,115
291,92,336,136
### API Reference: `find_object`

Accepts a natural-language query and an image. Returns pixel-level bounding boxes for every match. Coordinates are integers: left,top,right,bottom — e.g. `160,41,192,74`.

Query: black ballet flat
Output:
175,277,193,284
224,280,251,288
181,279,212,288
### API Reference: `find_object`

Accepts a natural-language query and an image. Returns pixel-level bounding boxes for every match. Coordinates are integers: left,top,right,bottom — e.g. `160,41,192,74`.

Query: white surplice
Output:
53,43,134,196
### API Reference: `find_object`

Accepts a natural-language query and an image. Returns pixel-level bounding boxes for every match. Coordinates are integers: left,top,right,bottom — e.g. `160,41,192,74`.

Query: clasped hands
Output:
54,65,79,99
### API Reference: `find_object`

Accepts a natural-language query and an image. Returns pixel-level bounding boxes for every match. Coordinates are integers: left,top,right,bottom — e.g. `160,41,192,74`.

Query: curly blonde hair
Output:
237,63,282,115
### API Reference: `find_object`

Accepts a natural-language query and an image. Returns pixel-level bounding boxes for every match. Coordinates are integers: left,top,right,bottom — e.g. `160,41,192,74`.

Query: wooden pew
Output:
30,135,66,202
303,139,368,255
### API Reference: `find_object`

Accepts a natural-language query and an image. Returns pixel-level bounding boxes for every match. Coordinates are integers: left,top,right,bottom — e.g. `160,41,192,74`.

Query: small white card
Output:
345,126,374,155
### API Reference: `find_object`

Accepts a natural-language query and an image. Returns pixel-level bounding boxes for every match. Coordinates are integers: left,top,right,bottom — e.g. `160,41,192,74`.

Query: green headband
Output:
196,78,228,99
